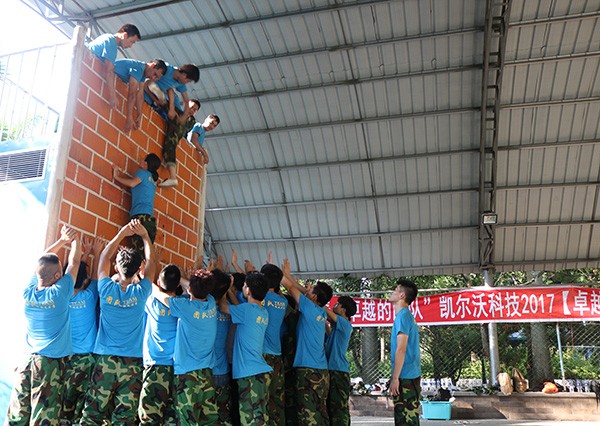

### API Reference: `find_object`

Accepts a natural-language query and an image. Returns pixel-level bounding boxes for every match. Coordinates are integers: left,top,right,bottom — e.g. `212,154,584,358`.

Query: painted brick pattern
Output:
57,51,204,270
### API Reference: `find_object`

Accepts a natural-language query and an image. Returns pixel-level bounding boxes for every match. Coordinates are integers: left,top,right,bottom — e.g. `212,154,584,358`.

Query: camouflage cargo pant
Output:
175,367,218,426
263,354,285,426
130,214,157,253
214,373,233,426
295,367,329,426
393,378,421,426
163,114,195,167
6,354,64,426
61,353,95,424
79,355,143,426
138,364,177,425
327,370,351,426
237,372,270,426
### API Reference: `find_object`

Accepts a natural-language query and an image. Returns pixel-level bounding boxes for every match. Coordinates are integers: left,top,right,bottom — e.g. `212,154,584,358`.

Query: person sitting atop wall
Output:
113,58,166,132
87,24,141,109
143,63,200,121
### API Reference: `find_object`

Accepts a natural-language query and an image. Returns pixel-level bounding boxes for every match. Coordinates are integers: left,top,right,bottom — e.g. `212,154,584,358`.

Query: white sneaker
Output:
148,81,166,104
159,178,178,188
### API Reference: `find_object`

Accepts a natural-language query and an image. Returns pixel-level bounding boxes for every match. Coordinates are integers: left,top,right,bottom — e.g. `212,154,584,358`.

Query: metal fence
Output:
347,320,600,394
0,44,70,141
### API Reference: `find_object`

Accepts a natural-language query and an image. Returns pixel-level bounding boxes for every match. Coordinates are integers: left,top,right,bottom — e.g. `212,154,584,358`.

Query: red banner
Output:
330,286,600,327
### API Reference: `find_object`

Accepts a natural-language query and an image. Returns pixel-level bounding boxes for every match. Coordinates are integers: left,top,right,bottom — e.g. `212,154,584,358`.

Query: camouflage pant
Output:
283,367,297,426
130,214,157,253
138,364,177,425
175,368,218,426
393,378,421,426
264,354,285,426
61,353,95,424
79,355,143,426
214,373,233,426
163,115,195,167
327,370,350,426
237,372,270,426
295,368,329,426
6,354,64,426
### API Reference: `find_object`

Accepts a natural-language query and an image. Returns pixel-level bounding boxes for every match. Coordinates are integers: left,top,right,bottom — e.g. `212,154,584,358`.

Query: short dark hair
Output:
397,279,418,305
337,295,357,318
232,272,246,292
179,64,200,83
208,113,220,124
159,264,181,293
245,272,269,302
118,24,141,40
189,99,201,110
37,253,61,281
260,264,283,292
145,153,161,182
116,247,143,278
189,269,215,299
312,281,333,307
152,59,167,75
210,269,231,300
64,261,90,290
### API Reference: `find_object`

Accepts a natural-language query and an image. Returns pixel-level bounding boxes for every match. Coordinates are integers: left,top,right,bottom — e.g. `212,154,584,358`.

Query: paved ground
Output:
351,418,600,425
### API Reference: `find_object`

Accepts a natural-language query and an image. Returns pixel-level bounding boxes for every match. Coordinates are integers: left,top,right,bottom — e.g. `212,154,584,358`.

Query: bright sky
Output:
0,0,70,55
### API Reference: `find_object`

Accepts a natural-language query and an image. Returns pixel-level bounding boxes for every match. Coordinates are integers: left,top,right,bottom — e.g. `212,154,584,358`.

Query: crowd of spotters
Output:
6,220,364,425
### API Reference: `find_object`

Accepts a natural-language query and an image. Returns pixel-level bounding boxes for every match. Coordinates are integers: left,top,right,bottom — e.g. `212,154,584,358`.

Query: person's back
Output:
7,226,81,425
325,296,357,426
80,220,156,426
158,269,218,425
261,263,289,424
94,275,151,356
225,272,272,425
139,264,182,425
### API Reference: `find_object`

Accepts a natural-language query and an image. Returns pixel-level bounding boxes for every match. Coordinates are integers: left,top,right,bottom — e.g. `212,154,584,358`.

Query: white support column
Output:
44,25,86,247
484,269,501,385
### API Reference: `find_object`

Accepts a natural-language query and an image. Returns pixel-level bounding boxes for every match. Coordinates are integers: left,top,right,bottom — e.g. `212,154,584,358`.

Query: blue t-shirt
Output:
114,59,146,84
230,303,272,380
293,294,328,369
390,307,421,379
326,316,353,373
143,64,188,107
263,292,288,355
213,307,231,376
143,295,179,366
169,295,217,375
69,279,98,354
87,33,117,64
23,274,74,358
94,277,152,358
187,123,206,147
130,169,156,217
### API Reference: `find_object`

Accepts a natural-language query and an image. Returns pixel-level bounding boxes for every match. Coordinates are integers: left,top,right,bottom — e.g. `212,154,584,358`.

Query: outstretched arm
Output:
64,235,82,285
124,77,139,132
104,61,118,108
98,222,136,280
90,237,106,281
45,225,77,255
230,249,244,274
131,219,156,282
190,132,209,165
324,305,338,323
113,164,142,188
281,258,304,304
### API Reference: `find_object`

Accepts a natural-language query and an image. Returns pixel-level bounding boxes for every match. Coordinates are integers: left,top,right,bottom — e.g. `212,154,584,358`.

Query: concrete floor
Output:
351,418,600,425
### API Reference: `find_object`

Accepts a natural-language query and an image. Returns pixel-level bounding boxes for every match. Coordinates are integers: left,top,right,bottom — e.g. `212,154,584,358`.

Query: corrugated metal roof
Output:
25,0,600,278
